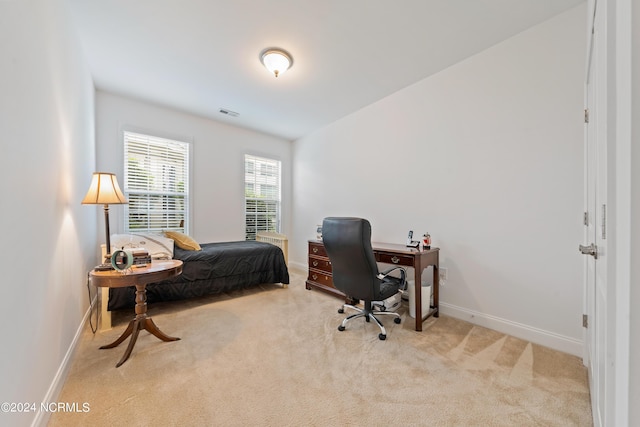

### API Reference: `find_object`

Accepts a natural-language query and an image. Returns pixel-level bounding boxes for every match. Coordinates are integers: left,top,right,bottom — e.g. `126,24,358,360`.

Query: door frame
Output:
610,0,631,423
583,0,631,426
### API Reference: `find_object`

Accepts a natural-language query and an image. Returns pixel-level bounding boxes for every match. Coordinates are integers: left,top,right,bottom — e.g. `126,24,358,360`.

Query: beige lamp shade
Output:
81,172,128,205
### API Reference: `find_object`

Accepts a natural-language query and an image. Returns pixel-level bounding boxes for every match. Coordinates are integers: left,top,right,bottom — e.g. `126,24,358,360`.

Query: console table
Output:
90,260,183,367
305,240,439,331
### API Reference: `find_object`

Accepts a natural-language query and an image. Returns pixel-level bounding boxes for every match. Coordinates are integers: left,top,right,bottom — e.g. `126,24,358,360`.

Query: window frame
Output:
244,154,281,240
123,131,191,235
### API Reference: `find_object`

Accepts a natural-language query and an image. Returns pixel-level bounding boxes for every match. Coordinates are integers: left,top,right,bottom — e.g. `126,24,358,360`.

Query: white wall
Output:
292,5,586,355
0,0,97,426
95,92,292,243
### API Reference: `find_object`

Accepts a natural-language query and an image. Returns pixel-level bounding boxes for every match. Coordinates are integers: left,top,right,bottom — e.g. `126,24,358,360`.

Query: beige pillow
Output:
164,231,202,251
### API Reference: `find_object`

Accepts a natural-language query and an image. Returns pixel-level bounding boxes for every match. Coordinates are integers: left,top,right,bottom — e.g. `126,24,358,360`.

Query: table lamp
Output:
82,172,128,263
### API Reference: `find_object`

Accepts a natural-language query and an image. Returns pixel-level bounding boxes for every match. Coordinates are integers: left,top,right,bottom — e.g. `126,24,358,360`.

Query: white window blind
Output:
244,154,281,240
124,131,190,234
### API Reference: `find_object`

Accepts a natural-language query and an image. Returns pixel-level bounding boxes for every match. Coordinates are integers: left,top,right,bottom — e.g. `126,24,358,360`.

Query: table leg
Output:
100,320,134,349
100,283,180,367
433,264,439,318
414,260,423,332
116,318,144,368
414,251,440,330
144,317,179,342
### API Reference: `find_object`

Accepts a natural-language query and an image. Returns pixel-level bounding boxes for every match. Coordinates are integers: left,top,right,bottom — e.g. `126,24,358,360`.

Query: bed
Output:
99,233,289,329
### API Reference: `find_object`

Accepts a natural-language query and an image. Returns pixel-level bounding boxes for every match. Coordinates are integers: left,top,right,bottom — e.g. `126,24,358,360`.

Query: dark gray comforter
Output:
108,240,290,310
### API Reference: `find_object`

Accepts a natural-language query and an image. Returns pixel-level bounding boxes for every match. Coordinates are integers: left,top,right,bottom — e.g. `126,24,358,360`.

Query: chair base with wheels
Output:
337,299,402,340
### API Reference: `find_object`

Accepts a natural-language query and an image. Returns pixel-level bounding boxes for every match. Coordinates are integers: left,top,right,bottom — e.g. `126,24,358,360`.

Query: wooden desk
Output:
305,240,439,331
372,243,439,331
90,260,183,367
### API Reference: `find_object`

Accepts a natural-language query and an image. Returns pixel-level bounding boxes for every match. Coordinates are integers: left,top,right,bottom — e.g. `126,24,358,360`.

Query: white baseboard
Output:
31,296,95,427
439,302,583,357
289,260,307,273
294,257,582,356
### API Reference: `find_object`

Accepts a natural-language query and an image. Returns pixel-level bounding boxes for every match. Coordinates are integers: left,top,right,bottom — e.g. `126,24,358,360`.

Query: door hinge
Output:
583,211,588,226
584,108,589,123
583,314,588,328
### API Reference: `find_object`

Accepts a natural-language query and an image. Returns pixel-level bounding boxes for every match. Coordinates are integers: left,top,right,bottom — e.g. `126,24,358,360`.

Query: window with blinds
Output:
244,154,281,240
124,131,190,234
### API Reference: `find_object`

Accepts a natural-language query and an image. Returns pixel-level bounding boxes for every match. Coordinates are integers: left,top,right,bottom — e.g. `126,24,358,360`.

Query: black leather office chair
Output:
322,217,405,340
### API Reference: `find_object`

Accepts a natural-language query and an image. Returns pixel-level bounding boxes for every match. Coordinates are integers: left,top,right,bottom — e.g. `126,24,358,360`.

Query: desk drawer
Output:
309,242,328,257
308,256,332,273
307,268,333,288
375,252,413,267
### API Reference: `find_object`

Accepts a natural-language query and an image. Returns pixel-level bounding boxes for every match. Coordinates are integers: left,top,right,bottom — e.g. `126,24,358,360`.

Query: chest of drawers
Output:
305,240,346,299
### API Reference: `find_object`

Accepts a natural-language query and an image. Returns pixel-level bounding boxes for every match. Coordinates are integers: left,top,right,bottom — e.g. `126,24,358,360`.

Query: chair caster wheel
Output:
338,326,346,331
378,333,386,340
338,308,344,314
394,317,401,324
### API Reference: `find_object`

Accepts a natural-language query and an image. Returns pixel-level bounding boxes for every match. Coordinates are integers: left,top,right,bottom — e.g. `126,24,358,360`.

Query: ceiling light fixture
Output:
260,48,293,78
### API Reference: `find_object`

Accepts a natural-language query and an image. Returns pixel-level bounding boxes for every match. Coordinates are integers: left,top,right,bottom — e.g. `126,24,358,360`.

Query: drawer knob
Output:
391,256,400,264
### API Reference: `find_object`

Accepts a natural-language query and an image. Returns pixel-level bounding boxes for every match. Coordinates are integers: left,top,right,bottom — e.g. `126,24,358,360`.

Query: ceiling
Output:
67,0,584,141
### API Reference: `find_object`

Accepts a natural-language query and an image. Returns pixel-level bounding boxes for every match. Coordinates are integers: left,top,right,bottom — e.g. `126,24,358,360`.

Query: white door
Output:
582,1,608,425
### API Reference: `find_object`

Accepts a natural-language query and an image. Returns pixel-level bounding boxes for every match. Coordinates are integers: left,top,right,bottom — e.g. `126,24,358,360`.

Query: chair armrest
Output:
378,266,406,282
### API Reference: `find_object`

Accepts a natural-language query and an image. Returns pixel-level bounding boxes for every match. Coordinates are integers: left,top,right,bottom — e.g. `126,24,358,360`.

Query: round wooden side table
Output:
90,259,183,367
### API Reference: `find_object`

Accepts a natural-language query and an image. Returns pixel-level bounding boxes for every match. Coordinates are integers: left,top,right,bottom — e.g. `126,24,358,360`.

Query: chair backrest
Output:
322,217,380,301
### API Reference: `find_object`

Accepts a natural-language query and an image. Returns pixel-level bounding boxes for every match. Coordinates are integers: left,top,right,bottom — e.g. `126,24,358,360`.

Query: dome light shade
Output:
260,48,292,77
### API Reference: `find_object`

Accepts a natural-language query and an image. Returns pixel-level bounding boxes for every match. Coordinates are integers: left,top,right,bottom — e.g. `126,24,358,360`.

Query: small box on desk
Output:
131,248,151,266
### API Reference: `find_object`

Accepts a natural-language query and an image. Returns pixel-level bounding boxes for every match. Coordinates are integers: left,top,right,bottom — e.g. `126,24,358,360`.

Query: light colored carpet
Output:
49,269,592,426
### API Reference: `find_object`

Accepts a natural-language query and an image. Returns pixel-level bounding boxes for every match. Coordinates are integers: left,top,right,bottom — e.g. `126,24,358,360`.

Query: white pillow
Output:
111,233,174,259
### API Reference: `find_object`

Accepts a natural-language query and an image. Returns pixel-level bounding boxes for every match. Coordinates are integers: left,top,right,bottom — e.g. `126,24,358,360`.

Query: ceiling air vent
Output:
219,108,239,117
